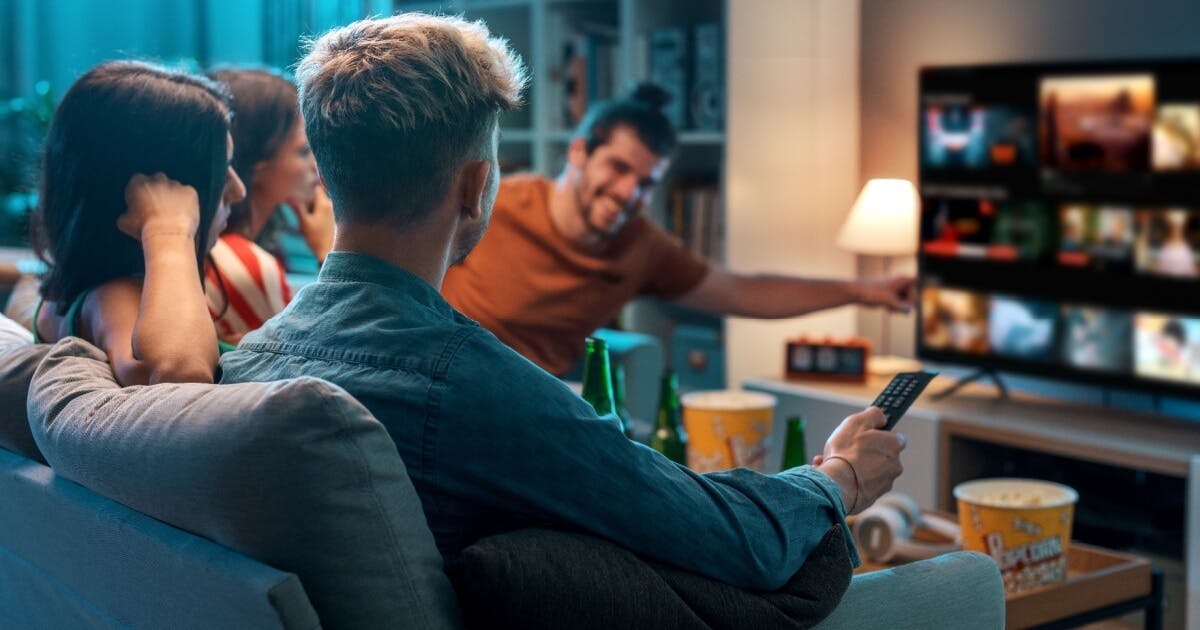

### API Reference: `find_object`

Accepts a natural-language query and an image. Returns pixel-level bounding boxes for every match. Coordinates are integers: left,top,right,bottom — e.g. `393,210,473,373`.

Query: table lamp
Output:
836,178,923,375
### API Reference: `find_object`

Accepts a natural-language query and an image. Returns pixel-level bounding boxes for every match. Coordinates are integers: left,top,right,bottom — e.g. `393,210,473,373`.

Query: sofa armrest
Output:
590,328,664,427
0,448,319,629
813,551,1004,629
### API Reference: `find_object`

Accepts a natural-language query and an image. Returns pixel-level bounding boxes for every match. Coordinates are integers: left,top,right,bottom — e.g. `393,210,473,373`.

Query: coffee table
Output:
852,514,1164,629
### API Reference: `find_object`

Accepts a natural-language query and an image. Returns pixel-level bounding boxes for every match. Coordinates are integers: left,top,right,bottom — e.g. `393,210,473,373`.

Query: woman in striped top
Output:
205,69,334,347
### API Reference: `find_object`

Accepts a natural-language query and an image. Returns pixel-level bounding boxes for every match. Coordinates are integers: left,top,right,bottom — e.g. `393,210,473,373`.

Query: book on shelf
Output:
667,181,723,264
561,24,619,128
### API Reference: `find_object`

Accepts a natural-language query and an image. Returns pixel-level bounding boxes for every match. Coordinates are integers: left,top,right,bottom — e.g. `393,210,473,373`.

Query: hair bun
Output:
629,82,671,111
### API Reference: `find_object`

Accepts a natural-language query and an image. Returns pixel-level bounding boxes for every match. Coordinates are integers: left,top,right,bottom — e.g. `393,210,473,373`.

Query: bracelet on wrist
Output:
141,230,195,241
825,454,861,514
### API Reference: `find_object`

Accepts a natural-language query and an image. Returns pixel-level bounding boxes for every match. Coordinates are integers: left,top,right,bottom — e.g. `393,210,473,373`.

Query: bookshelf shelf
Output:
678,130,725,145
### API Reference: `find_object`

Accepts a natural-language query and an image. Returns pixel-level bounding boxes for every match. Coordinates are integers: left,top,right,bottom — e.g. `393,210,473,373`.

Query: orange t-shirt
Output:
443,174,709,375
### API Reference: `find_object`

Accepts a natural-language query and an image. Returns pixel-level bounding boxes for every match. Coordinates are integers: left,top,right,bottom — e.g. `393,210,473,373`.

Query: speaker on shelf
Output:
648,27,688,129
690,22,723,131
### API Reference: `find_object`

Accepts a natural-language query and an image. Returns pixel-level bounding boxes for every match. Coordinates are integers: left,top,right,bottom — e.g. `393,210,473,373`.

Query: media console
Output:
744,374,1200,629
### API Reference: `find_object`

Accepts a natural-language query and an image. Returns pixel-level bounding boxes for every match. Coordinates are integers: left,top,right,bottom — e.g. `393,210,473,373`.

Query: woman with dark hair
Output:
32,61,246,385
205,68,333,345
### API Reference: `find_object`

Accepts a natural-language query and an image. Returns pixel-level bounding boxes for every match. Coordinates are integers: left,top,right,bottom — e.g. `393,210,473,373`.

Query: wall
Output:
11,0,202,97
859,0,1200,417
205,0,265,65
2,0,392,100
725,0,860,390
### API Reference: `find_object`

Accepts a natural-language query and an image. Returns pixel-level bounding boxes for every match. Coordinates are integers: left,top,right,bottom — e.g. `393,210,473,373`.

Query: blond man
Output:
221,13,904,597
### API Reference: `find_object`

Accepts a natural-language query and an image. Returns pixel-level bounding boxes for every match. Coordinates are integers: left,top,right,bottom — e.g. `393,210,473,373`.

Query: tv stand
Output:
930,367,1008,401
744,374,1200,629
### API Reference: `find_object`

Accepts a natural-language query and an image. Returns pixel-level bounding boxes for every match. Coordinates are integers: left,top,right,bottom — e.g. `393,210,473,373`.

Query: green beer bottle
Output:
650,370,688,465
781,416,807,470
611,363,635,438
581,338,621,431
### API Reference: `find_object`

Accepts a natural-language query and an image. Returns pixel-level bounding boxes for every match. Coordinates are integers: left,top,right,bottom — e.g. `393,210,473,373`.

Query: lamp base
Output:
868,355,924,376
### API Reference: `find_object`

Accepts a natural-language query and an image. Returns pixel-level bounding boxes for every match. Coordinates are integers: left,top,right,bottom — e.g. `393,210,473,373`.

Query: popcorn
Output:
955,478,1078,593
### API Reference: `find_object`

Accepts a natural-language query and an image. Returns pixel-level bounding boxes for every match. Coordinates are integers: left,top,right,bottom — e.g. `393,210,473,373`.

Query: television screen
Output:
1135,208,1200,278
1040,74,1155,173
1134,313,1200,385
988,295,1058,362
921,286,989,355
919,59,1200,399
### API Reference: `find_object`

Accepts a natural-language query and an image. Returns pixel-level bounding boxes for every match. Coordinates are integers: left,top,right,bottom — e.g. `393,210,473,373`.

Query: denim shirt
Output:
220,251,859,591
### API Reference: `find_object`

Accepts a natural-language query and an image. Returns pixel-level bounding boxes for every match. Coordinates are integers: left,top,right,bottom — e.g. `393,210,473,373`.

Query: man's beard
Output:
577,179,632,238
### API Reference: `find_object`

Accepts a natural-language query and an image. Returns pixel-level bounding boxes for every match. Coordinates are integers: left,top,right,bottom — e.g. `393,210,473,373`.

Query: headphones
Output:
852,493,962,563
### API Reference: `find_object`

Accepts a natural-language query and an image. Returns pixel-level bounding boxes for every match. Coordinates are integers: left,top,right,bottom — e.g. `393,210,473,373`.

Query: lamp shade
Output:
836,178,919,256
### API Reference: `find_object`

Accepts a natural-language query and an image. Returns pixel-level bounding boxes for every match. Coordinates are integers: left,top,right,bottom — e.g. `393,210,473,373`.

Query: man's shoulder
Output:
496,174,551,215
500,172,551,192
220,285,488,380
617,214,686,251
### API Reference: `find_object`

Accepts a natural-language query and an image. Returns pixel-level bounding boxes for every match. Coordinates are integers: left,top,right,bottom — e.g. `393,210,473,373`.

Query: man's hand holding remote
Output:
813,407,906,515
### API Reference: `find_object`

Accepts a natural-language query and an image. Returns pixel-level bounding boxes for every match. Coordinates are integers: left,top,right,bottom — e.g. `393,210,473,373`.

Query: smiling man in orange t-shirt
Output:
443,84,914,376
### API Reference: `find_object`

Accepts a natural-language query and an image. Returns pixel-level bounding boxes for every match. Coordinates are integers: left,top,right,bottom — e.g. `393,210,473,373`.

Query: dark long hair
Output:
34,61,231,315
208,68,299,237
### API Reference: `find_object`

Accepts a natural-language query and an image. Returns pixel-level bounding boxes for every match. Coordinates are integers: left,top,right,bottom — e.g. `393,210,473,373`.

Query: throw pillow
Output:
456,524,852,629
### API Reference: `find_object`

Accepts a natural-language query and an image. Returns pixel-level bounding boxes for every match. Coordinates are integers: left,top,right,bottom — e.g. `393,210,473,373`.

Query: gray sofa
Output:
0,335,1004,629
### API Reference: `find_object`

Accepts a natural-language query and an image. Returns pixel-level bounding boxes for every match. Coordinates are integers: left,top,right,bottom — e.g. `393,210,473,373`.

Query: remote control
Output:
870,370,938,430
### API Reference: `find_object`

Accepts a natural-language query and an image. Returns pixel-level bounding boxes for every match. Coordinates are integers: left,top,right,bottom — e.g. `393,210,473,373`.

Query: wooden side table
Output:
853,518,1165,629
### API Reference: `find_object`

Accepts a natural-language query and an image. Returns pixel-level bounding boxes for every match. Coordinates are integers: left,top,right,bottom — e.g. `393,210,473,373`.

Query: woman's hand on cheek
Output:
118,173,200,241
290,183,335,263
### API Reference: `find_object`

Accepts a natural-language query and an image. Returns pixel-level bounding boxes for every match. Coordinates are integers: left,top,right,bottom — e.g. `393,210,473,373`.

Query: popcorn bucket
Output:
681,390,775,472
954,478,1078,593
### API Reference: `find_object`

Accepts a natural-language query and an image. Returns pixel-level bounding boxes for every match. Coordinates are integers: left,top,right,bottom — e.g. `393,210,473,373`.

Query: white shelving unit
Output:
395,0,729,387
393,0,725,179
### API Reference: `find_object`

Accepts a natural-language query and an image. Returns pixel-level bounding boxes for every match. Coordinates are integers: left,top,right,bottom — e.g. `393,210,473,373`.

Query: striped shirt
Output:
205,233,292,344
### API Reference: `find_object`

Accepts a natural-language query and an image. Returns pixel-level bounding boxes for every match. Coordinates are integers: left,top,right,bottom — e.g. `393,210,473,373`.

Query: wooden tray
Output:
852,514,1151,629
1005,542,1150,629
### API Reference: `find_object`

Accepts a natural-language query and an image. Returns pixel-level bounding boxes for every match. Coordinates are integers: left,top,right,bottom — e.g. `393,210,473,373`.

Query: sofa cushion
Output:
0,315,47,462
27,337,461,630
456,524,853,629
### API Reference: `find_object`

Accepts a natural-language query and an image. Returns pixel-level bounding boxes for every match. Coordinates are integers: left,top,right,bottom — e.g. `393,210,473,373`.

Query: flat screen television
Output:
917,58,1200,399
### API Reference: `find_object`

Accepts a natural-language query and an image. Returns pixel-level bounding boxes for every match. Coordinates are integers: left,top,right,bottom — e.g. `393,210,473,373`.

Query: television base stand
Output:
931,368,1009,401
